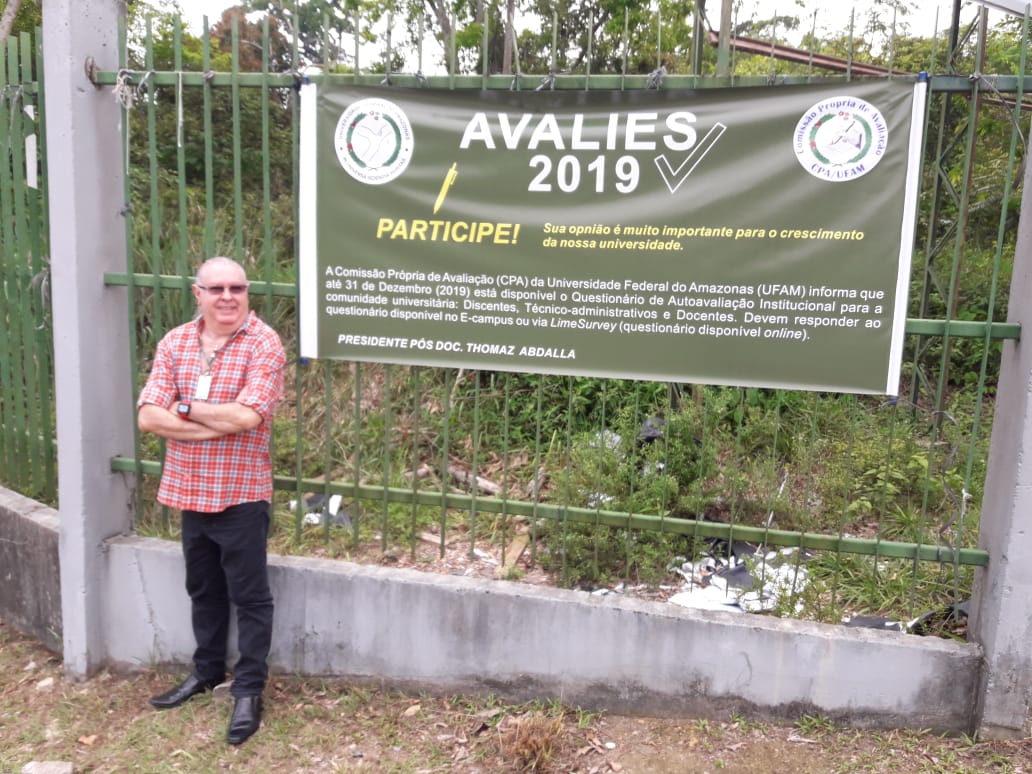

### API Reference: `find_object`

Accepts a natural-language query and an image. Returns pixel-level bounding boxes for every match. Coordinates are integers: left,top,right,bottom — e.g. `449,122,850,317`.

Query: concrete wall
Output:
1,485,982,732
0,489,61,652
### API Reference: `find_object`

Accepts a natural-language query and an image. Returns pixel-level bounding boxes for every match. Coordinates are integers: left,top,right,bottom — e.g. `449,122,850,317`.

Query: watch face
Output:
177,403,190,416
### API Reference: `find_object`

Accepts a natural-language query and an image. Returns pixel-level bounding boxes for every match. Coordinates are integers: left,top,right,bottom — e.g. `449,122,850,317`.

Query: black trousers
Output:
181,500,273,698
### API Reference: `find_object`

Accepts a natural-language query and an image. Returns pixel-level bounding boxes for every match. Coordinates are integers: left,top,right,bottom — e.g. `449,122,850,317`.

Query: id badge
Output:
195,373,212,400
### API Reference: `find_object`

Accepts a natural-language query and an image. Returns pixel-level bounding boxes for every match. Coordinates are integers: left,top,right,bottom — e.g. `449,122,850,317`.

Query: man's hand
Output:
138,403,226,441
188,400,263,434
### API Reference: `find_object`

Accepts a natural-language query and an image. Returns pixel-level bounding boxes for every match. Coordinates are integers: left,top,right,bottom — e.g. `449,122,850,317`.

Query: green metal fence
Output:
7,5,1029,626
0,30,54,504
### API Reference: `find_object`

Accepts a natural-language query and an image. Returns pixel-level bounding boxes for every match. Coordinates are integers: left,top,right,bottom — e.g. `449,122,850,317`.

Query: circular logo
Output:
793,96,888,182
334,98,414,185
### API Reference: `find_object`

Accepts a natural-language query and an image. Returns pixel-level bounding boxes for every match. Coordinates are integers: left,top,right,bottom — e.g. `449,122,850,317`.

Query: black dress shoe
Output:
148,674,222,709
227,695,263,745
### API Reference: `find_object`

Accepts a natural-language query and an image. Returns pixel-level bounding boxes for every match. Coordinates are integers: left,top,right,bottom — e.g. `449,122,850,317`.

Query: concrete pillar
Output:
42,0,133,677
969,137,1032,739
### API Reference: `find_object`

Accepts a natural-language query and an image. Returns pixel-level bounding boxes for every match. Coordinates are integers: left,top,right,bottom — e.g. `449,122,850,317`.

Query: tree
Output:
1,0,41,42
243,0,383,66
0,0,21,42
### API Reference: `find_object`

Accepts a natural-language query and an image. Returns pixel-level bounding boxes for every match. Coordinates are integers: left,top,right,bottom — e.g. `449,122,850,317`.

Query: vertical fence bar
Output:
353,10,360,79
29,28,56,499
12,34,42,494
349,361,364,547
467,372,481,558
481,8,488,88
585,7,593,90
381,364,394,550
437,370,453,557
498,374,512,570
528,379,544,566
145,20,164,331
260,19,274,293
6,41,30,483
559,377,575,585
291,4,306,546
623,384,642,581
591,381,608,580
320,359,333,540
449,11,456,86
231,17,244,261
174,19,191,317
846,8,855,81
0,41,20,486
116,10,148,526
620,11,627,90
202,18,215,257
806,11,816,81
409,367,423,556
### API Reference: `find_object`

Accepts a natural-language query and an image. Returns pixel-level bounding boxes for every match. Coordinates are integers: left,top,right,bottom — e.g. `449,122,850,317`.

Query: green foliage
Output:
2,0,40,40
241,0,385,66
801,550,975,626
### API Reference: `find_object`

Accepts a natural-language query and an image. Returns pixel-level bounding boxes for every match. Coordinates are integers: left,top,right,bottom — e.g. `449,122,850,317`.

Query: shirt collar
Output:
193,310,254,339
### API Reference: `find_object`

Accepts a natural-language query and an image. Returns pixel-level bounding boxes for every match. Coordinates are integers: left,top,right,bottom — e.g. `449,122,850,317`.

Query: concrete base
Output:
1,485,982,731
0,488,62,652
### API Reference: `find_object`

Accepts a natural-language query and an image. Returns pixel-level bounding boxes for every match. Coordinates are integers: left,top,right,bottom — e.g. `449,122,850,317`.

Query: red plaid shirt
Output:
137,311,286,513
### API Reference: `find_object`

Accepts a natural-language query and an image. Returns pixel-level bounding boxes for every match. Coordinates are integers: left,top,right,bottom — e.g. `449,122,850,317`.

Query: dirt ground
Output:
3,619,1031,774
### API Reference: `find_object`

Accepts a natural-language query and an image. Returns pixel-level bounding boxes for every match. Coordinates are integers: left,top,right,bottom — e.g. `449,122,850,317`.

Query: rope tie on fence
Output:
535,73,556,91
137,70,154,99
113,69,156,110
1,83,21,106
646,66,667,89
113,69,135,210
113,69,156,215
4,86,21,139
176,71,184,149
112,69,136,109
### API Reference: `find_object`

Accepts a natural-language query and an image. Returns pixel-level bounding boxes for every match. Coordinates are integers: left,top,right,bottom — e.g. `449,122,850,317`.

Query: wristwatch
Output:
176,401,192,420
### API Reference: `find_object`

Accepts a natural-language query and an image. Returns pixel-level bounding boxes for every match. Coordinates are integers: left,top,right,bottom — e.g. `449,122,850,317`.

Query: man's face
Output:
193,262,250,331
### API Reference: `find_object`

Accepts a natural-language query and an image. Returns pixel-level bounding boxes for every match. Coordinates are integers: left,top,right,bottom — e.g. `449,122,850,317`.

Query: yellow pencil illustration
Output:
433,163,458,214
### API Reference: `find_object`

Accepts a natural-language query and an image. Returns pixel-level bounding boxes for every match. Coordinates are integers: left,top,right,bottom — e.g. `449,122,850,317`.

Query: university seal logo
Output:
793,96,888,182
334,98,414,185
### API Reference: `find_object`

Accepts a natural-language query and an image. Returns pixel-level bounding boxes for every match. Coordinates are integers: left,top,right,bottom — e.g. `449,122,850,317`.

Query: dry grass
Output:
498,712,567,772
5,618,1032,774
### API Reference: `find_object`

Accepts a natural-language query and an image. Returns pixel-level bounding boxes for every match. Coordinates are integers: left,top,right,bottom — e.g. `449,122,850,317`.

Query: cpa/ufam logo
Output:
793,96,888,182
334,98,414,185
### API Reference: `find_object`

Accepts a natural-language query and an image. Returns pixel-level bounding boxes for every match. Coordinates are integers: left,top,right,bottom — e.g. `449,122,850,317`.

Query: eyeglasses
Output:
196,283,249,296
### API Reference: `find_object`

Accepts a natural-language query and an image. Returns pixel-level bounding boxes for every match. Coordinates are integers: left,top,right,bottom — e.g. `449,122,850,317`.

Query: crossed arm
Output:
137,400,262,441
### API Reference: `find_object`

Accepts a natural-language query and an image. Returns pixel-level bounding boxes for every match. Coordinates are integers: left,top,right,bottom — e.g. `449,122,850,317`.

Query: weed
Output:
497,711,565,772
796,713,835,736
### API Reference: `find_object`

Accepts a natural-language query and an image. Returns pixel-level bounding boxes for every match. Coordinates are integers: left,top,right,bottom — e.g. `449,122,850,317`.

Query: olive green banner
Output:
299,79,927,394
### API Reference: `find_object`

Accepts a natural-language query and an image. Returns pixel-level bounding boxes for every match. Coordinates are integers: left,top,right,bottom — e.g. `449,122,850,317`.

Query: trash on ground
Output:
666,544,809,615
290,492,351,527
843,599,969,637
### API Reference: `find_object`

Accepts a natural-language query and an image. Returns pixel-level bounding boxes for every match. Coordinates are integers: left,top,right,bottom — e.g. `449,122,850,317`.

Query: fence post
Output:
42,0,133,678
969,135,1032,739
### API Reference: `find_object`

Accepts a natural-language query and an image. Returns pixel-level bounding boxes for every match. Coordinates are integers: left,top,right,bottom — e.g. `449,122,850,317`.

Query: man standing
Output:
137,256,286,745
